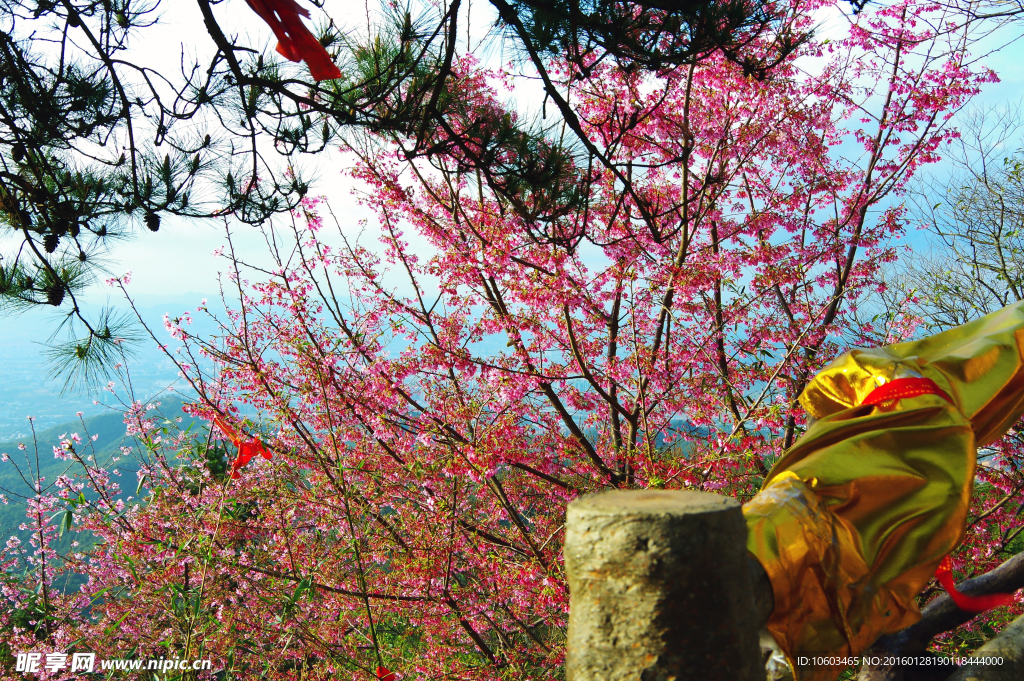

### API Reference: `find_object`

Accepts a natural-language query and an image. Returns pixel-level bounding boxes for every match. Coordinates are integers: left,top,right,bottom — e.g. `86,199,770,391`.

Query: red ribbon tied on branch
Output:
862,377,1016,613
375,668,396,681
935,555,1015,613
243,0,342,81
214,417,273,479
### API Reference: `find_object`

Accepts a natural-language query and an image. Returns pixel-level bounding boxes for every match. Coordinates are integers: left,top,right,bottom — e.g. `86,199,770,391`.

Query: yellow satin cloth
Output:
744,301,1024,681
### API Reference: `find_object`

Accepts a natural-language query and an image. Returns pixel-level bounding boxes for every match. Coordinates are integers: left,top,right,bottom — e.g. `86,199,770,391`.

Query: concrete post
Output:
564,489,765,681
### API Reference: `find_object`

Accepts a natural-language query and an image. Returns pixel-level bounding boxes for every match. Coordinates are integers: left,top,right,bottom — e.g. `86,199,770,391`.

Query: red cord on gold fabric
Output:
860,377,1015,613
860,376,954,407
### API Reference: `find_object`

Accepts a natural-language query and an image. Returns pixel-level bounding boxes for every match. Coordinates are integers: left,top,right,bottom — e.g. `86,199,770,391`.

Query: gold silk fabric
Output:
744,301,1024,681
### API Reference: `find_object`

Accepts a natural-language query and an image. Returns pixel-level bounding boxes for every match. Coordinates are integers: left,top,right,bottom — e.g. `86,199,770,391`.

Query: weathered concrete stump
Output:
565,490,764,681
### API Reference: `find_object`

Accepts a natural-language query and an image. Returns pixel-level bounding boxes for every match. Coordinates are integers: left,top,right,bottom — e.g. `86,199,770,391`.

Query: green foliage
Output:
203,441,230,482
0,1,311,389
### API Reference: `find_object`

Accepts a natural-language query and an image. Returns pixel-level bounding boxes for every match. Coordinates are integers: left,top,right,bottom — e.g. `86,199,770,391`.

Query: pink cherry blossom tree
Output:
4,1,1020,679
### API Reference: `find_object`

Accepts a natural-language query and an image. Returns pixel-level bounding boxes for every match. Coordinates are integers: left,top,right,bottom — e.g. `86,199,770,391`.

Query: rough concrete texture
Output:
564,490,764,681
946,613,1024,681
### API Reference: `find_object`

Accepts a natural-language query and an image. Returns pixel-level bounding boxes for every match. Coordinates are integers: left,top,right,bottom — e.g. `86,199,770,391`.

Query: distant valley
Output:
0,293,217,439
0,396,197,543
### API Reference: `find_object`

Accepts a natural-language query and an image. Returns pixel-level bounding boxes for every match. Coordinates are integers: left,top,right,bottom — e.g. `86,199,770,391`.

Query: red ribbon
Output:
244,0,342,81
376,668,396,681
860,378,1014,613
860,376,953,407
935,555,1015,613
214,417,273,479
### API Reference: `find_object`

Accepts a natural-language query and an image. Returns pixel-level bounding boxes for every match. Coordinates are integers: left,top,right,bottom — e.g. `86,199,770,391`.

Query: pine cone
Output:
46,283,64,306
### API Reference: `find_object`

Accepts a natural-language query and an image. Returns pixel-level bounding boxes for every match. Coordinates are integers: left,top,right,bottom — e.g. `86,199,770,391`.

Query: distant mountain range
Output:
0,396,197,548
